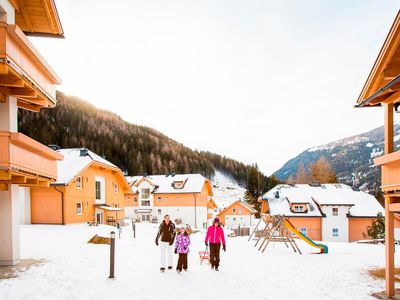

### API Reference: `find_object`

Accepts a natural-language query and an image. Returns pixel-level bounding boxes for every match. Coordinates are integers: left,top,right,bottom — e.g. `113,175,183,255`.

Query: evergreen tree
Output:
365,212,385,239
244,165,263,217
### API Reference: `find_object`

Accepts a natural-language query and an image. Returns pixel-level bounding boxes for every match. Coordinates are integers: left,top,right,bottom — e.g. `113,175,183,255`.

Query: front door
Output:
141,214,150,222
96,211,104,224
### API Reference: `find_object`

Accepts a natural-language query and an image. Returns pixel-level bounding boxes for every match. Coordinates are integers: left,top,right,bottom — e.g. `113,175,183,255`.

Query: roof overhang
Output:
356,11,400,107
13,0,64,37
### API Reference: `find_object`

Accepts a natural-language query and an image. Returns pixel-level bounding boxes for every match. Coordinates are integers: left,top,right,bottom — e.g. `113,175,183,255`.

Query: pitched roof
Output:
262,184,384,218
125,174,213,195
217,200,257,216
54,148,119,184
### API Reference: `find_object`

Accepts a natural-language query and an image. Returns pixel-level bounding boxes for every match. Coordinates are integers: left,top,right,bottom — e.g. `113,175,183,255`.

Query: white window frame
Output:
333,228,339,237
294,205,304,212
76,176,82,189
332,207,338,216
76,202,83,215
141,188,150,199
141,200,151,207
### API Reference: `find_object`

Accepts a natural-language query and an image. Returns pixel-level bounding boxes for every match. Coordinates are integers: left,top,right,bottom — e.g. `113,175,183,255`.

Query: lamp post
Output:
109,231,115,278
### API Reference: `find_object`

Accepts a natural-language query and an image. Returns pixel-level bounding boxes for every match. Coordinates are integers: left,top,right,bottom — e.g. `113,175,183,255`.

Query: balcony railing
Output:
0,22,61,111
0,131,63,182
374,151,400,192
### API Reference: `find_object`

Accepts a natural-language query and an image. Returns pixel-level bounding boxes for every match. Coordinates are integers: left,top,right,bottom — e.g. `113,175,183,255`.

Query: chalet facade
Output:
29,148,132,225
217,200,256,228
0,0,63,266
261,184,385,242
125,174,214,228
355,10,400,297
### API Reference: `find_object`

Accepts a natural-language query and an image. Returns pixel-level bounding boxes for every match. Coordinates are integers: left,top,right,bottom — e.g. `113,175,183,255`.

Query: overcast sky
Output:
31,1,399,176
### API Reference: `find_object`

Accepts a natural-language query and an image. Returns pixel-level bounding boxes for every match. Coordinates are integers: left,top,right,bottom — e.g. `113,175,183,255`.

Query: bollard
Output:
238,225,241,237
132,219,136,238
117,223,121,239
109,231,115,278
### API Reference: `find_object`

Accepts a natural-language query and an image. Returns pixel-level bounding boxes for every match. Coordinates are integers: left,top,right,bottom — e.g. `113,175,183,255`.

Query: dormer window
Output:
294,205,305,213
173,181,184,189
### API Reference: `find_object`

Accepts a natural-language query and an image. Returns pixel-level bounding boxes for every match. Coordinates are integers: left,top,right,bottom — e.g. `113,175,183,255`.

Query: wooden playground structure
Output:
249,215,302,254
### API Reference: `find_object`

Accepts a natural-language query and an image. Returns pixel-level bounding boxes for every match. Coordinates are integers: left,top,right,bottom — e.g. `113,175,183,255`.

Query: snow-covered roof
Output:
262,184,383,218
55,148,119,184
217,200,257,216
127,174,212,195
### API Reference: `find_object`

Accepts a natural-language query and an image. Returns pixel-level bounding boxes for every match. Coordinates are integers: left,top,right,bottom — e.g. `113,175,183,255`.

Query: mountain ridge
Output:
274,123,400,191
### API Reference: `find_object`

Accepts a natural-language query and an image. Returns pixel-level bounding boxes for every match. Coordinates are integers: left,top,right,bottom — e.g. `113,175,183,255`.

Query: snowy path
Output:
0,223,395,300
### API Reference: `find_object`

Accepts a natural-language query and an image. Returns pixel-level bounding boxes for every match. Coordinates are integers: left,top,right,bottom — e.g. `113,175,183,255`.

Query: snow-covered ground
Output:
212,171,246,209
0,222,396,300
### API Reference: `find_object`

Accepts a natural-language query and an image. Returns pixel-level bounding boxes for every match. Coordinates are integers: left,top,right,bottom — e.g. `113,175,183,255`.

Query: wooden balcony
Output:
0,131,63,189
374,151,400,192
0,21,61,112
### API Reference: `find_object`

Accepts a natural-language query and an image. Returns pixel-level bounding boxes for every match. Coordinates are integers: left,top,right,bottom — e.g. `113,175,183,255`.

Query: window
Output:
113,183,119,193
95,181,101,200
134,197,137,202
233,217,236,221
76,202,82,215
114,203,119,208
333,228,339,237
300,227,307,236
157,197,161,203
158,209,161,214
141,188,150,199
76,176,82,189
233,208,236,213
173,181,184,189
294,205,305,212
141,200,150,206
332,207,338,216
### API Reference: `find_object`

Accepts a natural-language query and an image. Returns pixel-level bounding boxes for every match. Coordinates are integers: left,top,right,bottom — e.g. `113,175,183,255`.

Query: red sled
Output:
199,250,210,265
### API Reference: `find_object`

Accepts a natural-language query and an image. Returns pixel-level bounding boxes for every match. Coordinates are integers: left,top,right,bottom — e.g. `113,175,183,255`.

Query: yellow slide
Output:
283,219,328,254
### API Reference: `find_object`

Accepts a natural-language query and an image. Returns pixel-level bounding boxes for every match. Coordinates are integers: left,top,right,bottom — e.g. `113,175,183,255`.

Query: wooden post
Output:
385,195,395,297
384,103,394,155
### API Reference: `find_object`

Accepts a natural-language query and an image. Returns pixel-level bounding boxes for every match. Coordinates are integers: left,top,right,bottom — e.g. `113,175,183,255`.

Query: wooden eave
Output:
14,0,64,37
357,11,400,107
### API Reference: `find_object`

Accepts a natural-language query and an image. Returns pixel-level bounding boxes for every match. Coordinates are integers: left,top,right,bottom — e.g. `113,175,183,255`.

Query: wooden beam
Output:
0,76,24,87
10,175,26,184
0,182,8,191
0,64,8,74
384,102,394,155
0,172,11,180
26,178,38,185
383,90,400,105
385,195,395,297
9,87,37,98
389,203,400,212
37,180,50,187
17,101,41,112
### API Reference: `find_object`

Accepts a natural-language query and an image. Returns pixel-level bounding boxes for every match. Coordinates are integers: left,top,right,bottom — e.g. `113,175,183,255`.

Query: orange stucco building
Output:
30,148,132,225
262,184,385,242
0,0,63,266
217,200,256,228
125,174,214,228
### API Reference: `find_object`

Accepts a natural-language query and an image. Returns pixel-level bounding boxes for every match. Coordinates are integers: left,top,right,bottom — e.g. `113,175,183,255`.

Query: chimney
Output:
80,148,89,157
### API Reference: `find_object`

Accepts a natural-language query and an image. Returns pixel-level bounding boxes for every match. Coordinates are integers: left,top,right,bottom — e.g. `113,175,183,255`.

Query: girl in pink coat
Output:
205,217,226,271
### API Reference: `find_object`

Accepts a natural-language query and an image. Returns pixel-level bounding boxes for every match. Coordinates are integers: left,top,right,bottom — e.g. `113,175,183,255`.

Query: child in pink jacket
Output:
205,217,226,271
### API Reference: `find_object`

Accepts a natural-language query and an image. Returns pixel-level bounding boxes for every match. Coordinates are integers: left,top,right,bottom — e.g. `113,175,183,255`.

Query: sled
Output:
199,248,210,265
